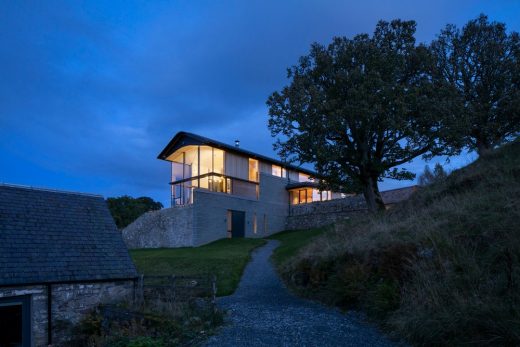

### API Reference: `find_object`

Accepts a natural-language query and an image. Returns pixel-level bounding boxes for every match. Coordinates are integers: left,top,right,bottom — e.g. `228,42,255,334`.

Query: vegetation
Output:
268,14,520,211
70,299,223,346
418,163,448,186
278,141,520,346
267,19,455,212
431,14,520,155
131,238,266,296
269,227,329,266
107,196,163,229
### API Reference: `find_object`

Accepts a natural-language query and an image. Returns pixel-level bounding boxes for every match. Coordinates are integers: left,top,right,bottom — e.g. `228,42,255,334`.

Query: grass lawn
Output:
130,238,266,296
268,227,330,267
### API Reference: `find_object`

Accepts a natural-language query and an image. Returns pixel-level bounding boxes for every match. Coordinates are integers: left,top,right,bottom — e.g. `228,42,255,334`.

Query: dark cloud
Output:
1,0,518,206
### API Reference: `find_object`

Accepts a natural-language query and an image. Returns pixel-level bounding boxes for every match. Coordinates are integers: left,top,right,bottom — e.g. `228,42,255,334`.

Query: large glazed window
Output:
249,158,258,182
272,165,282,177
168,145,257,205
289,188,333,205
213,148,224,174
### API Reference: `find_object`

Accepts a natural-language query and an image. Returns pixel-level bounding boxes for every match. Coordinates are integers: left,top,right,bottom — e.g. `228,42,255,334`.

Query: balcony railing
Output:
170,173,258,206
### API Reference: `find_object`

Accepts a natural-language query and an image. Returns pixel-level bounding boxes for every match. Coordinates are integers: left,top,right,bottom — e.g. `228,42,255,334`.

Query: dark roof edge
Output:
285,181,320,190
0,183,103,198
157,131,316,176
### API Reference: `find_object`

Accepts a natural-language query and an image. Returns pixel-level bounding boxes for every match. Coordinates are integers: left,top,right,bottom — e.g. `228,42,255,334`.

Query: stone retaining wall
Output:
286,196,368,230
122,205,194,248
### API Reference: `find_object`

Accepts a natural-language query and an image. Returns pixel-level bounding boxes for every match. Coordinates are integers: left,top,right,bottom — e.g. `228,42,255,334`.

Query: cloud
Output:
0,0,518,206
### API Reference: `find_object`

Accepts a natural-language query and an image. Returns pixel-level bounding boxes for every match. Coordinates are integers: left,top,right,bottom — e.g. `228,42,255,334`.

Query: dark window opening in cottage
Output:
0,303,23,347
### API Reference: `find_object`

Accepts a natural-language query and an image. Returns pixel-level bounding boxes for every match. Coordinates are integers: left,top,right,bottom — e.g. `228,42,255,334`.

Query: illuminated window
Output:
298,173,312,182
213,148,224,174
183,146,199,178
289,188,315,204
312,189,321,202
298,189,306,204
272,165,282,177
249,158,259,182
253,213,257,234
290,191,299,205
199,146,212,175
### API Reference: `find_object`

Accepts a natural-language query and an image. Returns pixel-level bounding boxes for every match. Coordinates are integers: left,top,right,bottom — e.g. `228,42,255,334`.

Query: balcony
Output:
170,173,258,206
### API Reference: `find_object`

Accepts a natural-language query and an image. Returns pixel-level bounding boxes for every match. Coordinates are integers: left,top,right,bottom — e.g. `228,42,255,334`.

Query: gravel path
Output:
204,240,395,347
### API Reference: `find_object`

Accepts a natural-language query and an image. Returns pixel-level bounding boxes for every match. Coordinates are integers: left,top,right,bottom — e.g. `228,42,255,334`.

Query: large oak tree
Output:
431,14,520,155
267,20,452,211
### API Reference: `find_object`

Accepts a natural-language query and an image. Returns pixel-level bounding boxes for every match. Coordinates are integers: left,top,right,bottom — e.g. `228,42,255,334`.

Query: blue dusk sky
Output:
1,1,519,206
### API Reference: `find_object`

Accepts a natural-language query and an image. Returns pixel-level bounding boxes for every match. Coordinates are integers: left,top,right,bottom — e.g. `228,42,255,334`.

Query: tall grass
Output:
281,141,520,346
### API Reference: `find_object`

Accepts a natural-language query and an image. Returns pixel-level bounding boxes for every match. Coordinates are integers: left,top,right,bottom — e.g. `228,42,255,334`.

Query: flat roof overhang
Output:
285,181,320,190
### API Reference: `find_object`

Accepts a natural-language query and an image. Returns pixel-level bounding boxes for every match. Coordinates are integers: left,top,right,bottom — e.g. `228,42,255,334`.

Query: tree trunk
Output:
362,177,386,212
475,135,492,157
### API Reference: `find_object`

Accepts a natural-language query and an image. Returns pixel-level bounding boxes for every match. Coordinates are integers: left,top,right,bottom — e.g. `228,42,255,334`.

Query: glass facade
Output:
169,145,257,206
289,188,333,205
167,144,333,207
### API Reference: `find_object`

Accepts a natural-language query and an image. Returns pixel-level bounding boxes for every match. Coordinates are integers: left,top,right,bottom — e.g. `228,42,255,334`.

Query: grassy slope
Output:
131,238,266,296
269,227,330,266
279,141,520,346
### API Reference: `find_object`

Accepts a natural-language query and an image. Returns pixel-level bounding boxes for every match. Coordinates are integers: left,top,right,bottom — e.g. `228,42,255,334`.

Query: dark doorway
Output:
228,210,245,238
0,295,31,347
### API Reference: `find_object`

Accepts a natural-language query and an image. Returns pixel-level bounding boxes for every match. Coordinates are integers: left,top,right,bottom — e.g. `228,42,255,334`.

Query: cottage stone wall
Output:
122,205,194,248
286,196,368,230
0,280,134,347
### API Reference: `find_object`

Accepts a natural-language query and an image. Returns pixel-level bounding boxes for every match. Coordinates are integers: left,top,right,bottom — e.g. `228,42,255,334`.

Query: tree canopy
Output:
431,14,520,155
267,20,452,211
106,196,163,229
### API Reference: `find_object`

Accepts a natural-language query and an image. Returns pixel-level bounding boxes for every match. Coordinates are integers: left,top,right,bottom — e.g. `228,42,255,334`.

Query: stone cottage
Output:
0,184,138,347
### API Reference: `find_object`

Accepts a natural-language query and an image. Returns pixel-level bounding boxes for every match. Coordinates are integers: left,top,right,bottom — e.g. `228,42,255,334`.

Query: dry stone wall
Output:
122,205,194,248
286,196,368,230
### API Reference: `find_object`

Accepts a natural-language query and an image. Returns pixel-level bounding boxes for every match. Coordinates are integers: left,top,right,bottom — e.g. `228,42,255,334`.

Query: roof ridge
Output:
0,182,103,198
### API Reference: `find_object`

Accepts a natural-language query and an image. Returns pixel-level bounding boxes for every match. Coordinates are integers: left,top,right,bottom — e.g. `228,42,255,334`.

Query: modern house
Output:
123,132,345,248
0,184,138,347
122,132,418,249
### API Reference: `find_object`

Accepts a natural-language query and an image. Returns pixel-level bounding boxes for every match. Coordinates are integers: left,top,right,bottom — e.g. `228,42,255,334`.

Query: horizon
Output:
1,1,518,207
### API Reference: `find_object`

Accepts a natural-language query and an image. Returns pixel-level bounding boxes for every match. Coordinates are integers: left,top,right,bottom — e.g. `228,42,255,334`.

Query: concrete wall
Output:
286,196,368,230
192,173,290,246
0,280,134,347
122,205,194,248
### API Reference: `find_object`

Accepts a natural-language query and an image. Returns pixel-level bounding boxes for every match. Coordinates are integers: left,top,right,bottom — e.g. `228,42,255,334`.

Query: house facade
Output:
123,132,345,248
0,184,138,347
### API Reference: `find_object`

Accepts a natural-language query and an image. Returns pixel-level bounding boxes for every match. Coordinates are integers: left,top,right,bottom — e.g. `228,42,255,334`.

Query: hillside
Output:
279,141,520,346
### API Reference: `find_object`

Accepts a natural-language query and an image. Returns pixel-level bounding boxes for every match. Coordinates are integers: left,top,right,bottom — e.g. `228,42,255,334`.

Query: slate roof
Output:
0,184,138,286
